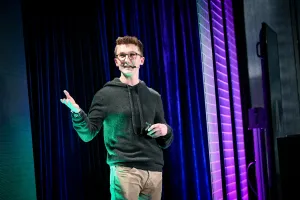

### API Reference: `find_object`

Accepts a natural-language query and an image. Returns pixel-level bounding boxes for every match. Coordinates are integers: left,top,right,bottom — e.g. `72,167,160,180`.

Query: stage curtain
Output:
21,0,212,199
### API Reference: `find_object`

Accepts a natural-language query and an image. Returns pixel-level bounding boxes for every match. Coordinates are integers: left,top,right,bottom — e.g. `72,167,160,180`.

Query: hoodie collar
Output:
104,78,145,88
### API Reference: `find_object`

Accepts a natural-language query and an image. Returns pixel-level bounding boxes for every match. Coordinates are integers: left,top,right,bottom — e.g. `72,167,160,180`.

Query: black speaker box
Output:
277,134,300,200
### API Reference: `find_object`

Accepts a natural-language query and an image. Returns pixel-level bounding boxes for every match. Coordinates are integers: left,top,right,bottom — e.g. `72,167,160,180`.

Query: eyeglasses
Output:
115,52,143,60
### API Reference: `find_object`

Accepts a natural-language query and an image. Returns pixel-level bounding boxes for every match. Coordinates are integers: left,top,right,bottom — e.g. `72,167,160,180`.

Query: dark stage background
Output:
21,1,212,200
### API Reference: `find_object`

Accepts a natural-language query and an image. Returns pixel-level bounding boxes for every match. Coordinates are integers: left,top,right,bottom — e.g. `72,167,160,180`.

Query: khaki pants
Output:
110,165,163,200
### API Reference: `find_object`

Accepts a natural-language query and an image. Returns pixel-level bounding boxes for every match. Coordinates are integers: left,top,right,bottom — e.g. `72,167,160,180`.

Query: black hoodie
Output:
71,78,173,172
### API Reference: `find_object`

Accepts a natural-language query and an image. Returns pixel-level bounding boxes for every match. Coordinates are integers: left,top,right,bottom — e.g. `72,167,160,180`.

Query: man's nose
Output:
124,55,130,61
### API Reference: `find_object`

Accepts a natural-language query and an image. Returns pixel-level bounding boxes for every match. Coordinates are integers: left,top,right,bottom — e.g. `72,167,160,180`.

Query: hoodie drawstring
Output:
127,86,137,135
127,85,145,135
136,88,145,135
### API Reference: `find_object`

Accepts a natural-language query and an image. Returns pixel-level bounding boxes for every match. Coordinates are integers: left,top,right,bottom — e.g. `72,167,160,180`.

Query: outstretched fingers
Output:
60,90,73,106
60,98,69,105
63,90,72,99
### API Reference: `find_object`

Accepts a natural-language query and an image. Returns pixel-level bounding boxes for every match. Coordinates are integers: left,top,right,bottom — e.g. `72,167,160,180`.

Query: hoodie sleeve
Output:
154,95,174,149
71,90,107,142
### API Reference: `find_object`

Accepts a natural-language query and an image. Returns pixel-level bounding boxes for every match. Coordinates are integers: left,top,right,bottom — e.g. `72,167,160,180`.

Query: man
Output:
60,36,173,200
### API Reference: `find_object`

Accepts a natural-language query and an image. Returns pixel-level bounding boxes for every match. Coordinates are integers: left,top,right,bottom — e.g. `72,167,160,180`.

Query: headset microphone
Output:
123,61,136,68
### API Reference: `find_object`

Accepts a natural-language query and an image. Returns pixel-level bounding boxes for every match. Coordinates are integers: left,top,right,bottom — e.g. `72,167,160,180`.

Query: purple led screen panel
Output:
196,0,248,199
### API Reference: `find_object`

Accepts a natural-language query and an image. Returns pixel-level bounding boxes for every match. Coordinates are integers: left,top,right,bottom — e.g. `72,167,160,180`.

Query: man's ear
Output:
114,58,118,66
140,57,145,65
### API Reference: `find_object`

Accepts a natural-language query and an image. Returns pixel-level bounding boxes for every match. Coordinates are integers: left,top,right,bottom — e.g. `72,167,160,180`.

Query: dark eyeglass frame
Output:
115,52,143,60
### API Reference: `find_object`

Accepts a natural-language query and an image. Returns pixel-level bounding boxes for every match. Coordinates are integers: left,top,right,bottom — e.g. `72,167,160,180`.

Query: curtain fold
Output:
22,0,212,199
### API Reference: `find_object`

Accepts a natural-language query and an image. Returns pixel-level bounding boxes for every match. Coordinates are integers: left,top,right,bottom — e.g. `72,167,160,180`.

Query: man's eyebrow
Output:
118,51,137,54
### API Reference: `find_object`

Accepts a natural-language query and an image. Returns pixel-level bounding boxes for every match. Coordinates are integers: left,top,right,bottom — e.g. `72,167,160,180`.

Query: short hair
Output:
114,36,144,56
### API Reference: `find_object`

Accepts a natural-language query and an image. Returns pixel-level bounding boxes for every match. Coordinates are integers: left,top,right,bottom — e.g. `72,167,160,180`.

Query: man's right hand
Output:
60,90,81,113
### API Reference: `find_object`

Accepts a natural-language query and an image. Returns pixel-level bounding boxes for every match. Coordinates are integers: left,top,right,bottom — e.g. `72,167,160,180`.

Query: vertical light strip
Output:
224,0,248,199
196,0,223,199
210,0,238,199
197,0,248,199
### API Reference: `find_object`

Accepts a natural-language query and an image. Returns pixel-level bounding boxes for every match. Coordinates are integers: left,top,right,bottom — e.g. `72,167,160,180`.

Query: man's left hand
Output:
147,123,168,138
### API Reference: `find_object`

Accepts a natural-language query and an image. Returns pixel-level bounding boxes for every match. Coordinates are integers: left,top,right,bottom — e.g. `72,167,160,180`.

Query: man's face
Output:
114,44,145,77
